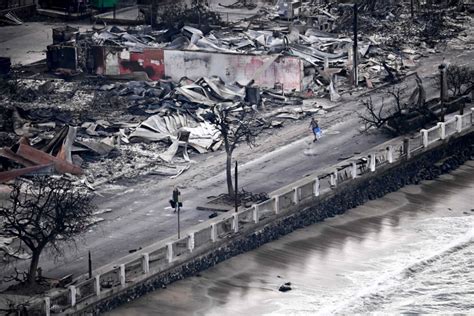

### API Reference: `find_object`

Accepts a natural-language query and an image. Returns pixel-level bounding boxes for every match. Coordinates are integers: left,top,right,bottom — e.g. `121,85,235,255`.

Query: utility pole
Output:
150,0,157,28
177,201,180,239
353,2,358,87
439,62,448,121
234,161,238,213
170,187,182,238
88,251,92,279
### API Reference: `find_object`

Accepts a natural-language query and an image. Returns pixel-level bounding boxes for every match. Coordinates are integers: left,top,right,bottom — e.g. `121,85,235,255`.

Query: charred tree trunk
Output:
226,152,234,197
27,249,41,285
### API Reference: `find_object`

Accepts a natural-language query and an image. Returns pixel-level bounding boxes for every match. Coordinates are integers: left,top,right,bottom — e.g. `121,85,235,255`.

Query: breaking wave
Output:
319,228,474,315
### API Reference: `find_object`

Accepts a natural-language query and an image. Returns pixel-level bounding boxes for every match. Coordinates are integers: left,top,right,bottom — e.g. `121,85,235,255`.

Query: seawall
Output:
89,131,474,315
26,110,474,315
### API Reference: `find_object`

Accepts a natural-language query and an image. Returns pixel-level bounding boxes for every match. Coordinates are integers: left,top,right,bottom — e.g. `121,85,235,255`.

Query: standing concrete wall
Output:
95,47,304,92
163,50,303,91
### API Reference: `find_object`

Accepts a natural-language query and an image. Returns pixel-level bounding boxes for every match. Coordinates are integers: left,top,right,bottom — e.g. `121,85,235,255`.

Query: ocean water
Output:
108,161,474,316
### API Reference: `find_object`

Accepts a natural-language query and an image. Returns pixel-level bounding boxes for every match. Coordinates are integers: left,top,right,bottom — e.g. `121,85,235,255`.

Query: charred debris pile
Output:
0,75,316,188
46,1,469,95
0,0,469,187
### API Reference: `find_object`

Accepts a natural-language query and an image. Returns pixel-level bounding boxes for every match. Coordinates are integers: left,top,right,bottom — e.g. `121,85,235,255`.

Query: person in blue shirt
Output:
310,117,321,142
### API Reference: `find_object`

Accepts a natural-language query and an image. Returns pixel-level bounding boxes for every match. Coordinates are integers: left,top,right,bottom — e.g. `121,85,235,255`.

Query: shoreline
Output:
109,160,474,315
73,129,473,315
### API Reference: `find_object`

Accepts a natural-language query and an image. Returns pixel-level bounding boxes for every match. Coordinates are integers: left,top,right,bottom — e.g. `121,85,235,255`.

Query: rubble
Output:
1,0,470,187
42,1,469,99
0,11,23,26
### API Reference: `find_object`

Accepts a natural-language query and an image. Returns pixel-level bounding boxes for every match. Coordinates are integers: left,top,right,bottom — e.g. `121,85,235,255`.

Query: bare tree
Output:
359,74,446,135
446,64,474,97
203,104,264,197
0,177,96,286
359,88,405,135
152,0,221,29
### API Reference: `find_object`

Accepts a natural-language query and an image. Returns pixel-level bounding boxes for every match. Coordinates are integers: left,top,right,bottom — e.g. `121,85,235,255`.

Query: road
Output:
2,37,473,288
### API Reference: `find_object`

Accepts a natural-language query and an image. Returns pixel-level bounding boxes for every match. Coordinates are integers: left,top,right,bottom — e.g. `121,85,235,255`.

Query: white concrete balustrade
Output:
33,109,474,315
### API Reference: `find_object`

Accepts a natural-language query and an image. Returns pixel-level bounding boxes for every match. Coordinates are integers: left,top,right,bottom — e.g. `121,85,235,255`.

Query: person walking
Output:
310,118,321,142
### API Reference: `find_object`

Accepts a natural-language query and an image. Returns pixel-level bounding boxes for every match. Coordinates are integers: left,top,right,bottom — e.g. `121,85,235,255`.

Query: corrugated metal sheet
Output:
16,144,82,175
0,164,54,183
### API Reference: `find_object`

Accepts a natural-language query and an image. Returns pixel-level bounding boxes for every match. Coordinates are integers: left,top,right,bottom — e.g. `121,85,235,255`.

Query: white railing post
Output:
455,115,463,132
69,285,77,307
293,187,299,204
210,224,217,242
421,129,428,147
351,162,357,178
403,138,411,159
471,108,474,126
44,297,51,316
273,196,279,214
167,243,173,262
313,178,320,196
387,146,394,163
439,122,446,140
232,213,239,233
95,275,101,296
369,154,376,172
142,253,150,274
188,233,195,251
119,264,126,286
330,170,337,187
253,205,259,223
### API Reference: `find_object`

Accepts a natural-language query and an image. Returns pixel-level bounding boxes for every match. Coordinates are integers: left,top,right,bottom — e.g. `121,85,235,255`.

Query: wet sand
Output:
108,161,474,316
